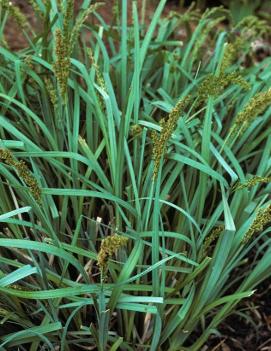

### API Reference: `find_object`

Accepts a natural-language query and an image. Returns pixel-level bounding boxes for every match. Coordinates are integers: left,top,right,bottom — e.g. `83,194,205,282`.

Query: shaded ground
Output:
3,1,271,350
205,281,271,351
4,0,179,50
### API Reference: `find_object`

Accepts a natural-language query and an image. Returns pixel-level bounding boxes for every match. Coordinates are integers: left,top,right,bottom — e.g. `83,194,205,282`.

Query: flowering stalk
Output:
230,89,271,137
44,77,58,108
97,234,128,274
203,225,224,256
197,38,250,104
0,0,28,28
151,95,191,179
242,205,271,244
0,149,41,204
53,2,102,102
233,176,271,191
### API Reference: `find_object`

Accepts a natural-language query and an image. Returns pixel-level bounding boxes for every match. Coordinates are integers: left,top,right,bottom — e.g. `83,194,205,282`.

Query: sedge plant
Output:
0,1,270,350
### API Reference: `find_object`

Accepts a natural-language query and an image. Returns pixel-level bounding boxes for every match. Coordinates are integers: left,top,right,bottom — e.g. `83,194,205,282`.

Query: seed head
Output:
203,225,224,255
230,89,271,137
152,95,191,179
97,234,128,273
0,149,41,204
242,205,271,244
44,77,58,107
233,176,271,191
0,0,28,28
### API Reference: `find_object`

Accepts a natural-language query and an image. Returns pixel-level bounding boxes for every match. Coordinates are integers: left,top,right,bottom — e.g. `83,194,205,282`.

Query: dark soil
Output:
4,0,180,50
3,1,271,350
204,280,271,351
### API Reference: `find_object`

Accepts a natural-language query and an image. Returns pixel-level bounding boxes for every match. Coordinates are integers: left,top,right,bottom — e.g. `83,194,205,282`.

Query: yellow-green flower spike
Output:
233,176,271,191
53,28,70,101
44,77,58,108
230,89,271,137
53,3,101,102
97,234,128,273
0,0,28,29
203,225,225,255
0,149,42,204
242,205,271,244
152,95,191,180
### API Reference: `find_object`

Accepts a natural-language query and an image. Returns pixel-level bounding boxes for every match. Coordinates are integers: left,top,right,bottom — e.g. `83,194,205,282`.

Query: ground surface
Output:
4,0,180,50
4,1,271,350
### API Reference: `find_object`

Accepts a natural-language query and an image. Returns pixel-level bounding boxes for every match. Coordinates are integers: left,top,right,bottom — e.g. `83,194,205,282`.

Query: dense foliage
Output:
0,1,270,350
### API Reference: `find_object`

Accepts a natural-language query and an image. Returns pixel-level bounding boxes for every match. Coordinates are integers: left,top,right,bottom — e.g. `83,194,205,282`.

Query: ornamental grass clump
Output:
0,1,271,350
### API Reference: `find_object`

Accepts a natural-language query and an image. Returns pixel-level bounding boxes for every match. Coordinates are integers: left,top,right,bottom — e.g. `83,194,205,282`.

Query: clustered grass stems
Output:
242,205,271,244
0,149,41,203
1,2,271,351
151,94,191,179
